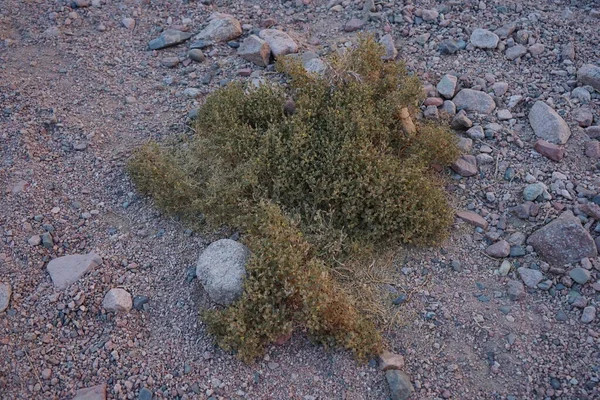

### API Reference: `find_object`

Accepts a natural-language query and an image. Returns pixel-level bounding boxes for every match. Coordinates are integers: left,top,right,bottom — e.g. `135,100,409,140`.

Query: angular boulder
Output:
196,239,249,305
452,89,496,114
238,35,271,66
47,253,102,289
258,29,298,58
528,101,571,144
194,13,242,43
527,212,597,265
148,29,193,50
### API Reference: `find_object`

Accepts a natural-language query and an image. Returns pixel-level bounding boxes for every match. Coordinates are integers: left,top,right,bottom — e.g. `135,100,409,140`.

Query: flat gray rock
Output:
195,13,242,43
452,89,496,114
577,64,600,91
437,74,457,99
258,29,298,58
0,282,11,312
505,44,527,60
196,239,249,305
148,29,193,50
518,267,544,288
528,101,571,145
47,253,102,289
527,212,597,265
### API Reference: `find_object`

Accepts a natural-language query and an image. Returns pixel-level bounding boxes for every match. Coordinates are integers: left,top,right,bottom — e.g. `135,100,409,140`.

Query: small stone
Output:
188,49,205,63
41,232,53,248
195,13,242,43
344,18,365,32
73,384,107,400
529,101,571,144
581,306,596,323
534,140,564,162
437,75,457,99
467,125,485,140
470,28,499,49
456,210,488,229
0,282,11,312
421,9,439,22
573,108,594,127
528,43,544,56
138,387,153,400
451,155,478,177
497,109,512,120
379,351,405,371
556,310,568,321
577,64,600,91
196,239,249,305
507,279,525,300
569,267,591,285
379,34,397,60
441,100,456,116
258,29,298,57
238,35,270,66
122,18,135,30
439,39,460,55
505,44,527,60
41,368,52,380
453,89,496,114
102,288,133,313
451,110,473,130
161,57,180,68
518,267,544,288
28,235,41,246
523,182,547,201
457,137,472,152
133,295,150,310
386,370,414,400
498,260,511,276
492,82,508,97
47,253,102,289
562,42,575,61
585,141,600,159
486,240,510,258
586,126,600,139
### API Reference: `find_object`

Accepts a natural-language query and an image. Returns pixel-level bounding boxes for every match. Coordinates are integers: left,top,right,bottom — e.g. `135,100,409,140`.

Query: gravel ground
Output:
1,0,600,399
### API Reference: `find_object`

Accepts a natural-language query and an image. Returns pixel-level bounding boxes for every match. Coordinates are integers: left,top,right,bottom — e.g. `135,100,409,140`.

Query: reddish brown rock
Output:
424,97,444,106
456,210,488,229
534,139,564,162
73,384,107,400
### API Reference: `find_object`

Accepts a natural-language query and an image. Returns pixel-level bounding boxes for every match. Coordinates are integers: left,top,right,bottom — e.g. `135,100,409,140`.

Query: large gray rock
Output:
148,29,193,50
195,13,242,43
527,212,597,265
528,101,571,145
386,370,414,400
102,288,133,313
470,28,499,49
258,29,298,57
237,35,271,66
196,239,249,305
47,253,102,289
0,282,11,312
452,89,496,114
577,64,600,91
505,44,527,60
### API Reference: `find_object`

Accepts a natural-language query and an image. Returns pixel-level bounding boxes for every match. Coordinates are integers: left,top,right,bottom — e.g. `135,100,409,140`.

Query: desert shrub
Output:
128,36,459,361
204,202,382,362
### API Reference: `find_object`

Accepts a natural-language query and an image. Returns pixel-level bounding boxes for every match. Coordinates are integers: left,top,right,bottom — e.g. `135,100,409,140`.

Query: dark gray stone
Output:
148,29,193,50
386,370,414,400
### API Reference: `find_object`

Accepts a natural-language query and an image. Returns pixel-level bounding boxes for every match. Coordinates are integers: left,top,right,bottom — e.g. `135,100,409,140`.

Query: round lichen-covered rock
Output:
196,239,249,306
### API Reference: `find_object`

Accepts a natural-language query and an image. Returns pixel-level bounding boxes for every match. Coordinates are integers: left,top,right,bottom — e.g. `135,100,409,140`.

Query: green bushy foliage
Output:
128,36,459,361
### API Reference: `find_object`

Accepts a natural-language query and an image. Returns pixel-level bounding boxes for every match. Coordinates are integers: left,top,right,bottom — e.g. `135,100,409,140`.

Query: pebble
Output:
103,288,133,313
581,306,596,323
486,240,510,258
528,101,571,144
453,89,496,114
386,370,414,400
569,267,591,285
188,49,205,63
470,28,499,49
518,267,544,288
122,18,135,30
0,282,11,312
344,18,365,32
437,74,457,99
